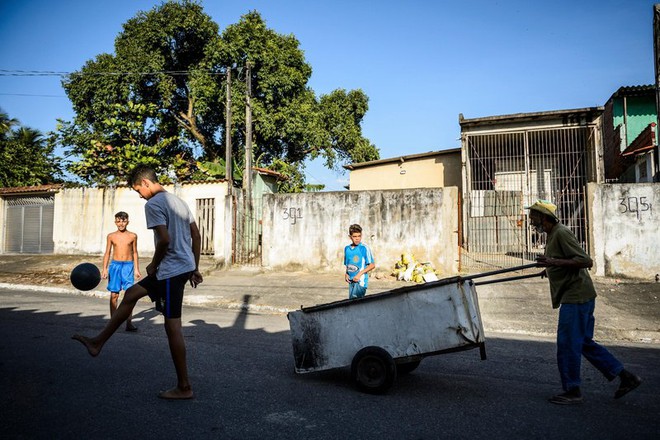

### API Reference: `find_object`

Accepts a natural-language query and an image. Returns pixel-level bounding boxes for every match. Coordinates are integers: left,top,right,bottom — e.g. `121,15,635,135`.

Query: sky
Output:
0,0,657,190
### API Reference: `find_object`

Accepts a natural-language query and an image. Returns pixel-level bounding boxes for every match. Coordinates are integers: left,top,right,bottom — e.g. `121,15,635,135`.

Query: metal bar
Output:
461,263,539,280
473,272,543,286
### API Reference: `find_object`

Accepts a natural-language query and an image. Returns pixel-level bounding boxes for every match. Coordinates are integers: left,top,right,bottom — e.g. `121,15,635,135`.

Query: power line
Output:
0,70,69,76
0,92,66,98
0,69,226,77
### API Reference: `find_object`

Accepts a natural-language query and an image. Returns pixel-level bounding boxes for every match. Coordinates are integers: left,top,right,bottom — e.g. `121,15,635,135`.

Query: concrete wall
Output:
5,179,656,280
52,182,228,260
589,182,659,279
261,188,460,275
349,153,462,191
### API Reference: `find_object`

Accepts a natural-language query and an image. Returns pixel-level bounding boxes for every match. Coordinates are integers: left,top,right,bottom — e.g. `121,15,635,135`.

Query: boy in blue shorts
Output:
344,224,375,299
102,211,141,332
73,166,203,400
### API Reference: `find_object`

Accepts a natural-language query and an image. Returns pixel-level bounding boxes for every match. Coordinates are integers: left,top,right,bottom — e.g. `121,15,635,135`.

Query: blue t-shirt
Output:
344,242,374,288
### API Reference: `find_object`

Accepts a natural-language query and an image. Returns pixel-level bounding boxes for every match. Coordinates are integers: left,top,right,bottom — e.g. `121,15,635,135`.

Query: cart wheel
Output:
351,346,397,394
396,360,421,375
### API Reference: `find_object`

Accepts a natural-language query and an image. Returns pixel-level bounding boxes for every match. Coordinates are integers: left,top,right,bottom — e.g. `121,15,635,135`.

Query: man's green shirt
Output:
545,223,596,309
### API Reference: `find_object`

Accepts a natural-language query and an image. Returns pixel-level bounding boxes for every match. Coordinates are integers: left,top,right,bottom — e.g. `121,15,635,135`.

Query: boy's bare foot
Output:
157,386,194,400
125,324,138,332
71,335,101,357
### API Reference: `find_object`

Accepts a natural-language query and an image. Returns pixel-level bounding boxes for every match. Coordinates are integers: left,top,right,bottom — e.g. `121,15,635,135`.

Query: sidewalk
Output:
0,255,658,343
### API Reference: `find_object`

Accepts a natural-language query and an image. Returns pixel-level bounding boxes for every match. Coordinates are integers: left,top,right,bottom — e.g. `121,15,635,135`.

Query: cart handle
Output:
473,272,544,286
461,263,540,281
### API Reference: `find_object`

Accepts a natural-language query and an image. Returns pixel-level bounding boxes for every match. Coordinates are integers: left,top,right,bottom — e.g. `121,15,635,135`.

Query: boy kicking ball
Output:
73,166,203,400
102,211,141,332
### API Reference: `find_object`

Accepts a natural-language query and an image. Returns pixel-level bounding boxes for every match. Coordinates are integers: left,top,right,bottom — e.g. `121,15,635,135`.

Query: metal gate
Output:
461,127,592,272
196,198,215,255
232,190,263,266
4,196,55,253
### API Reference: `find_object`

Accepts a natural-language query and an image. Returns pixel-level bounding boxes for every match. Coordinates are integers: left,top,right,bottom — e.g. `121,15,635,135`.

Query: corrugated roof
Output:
610,84,655,99
343,148,461,170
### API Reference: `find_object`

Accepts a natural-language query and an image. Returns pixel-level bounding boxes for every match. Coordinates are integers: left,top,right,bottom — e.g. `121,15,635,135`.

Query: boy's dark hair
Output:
115,211,129,220
128,166,158,186
349,224,362,235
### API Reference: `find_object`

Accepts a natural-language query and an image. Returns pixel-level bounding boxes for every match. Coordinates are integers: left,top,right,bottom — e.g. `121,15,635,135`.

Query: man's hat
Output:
525,199,559,221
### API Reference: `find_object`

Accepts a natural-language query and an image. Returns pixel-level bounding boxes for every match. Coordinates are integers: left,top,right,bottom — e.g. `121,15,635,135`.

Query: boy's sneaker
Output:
615,370,642,399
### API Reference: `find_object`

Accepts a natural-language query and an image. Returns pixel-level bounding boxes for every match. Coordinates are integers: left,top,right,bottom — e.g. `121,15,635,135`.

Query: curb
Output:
2,282,658,343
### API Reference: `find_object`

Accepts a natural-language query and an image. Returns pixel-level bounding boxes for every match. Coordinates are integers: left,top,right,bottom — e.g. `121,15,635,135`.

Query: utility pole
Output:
244,62,253,199
241,62,254,264
225,66,232,194
654,4,660,181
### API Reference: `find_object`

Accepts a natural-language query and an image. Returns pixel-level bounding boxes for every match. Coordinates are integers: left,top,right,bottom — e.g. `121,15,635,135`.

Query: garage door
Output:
4,196,54,253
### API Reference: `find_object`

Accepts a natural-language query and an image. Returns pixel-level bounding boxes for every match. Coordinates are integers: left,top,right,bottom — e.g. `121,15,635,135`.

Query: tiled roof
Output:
621,123,656,157
253,167,286,180
0,183,64,195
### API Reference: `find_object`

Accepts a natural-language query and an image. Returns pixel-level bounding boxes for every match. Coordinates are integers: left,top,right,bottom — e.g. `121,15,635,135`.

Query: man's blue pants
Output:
557,299,623,391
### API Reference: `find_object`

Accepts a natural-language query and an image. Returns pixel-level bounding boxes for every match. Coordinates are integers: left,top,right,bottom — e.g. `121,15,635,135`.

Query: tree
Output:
0,109,62,187
315,89,379,169
58,1,378,189
58,0,222,184
58,102,181,185
216,11,379,178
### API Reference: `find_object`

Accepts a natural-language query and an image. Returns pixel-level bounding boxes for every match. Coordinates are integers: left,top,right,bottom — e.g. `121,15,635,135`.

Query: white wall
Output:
6,181,657,280
52,182,228,261
261,188,460,275
590,182,659,279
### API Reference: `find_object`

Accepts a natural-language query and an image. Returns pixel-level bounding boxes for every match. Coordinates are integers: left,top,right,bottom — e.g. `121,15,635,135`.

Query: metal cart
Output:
287,264,540,394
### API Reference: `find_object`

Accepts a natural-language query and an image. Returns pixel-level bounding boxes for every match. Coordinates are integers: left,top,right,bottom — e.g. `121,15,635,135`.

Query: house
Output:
602,85,659,183
343,149,462,191
458,107,604,272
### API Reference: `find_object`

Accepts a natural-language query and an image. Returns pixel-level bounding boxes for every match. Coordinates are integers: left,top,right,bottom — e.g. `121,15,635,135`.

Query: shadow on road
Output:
1,291,659,439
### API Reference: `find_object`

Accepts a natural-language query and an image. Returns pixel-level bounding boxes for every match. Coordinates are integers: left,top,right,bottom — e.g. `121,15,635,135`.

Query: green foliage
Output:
57,1,379,191
315,89,380,170
59,0,221,184
266,158,307,193
0,110,62,187
56,102,186,185
197,158,243,181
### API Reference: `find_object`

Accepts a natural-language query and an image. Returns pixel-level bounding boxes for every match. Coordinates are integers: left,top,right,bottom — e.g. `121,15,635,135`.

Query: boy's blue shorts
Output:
349,282,367,299
107,260,135,293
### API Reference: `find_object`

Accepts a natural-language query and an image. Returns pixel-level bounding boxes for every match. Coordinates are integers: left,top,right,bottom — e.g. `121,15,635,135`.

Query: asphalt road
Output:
2,288,658,440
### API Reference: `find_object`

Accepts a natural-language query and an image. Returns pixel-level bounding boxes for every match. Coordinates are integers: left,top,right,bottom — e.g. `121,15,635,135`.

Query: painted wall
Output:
349,153,462,191
52,182,228,262
261,188,460,275
612,95,657,148
589,182,659,279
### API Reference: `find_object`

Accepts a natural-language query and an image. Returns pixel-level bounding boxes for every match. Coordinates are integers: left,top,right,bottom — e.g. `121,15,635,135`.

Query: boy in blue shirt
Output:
344,224,375,299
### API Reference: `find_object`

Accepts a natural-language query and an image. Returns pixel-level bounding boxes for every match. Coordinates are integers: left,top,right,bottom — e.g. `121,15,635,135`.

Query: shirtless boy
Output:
102,211,141,331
